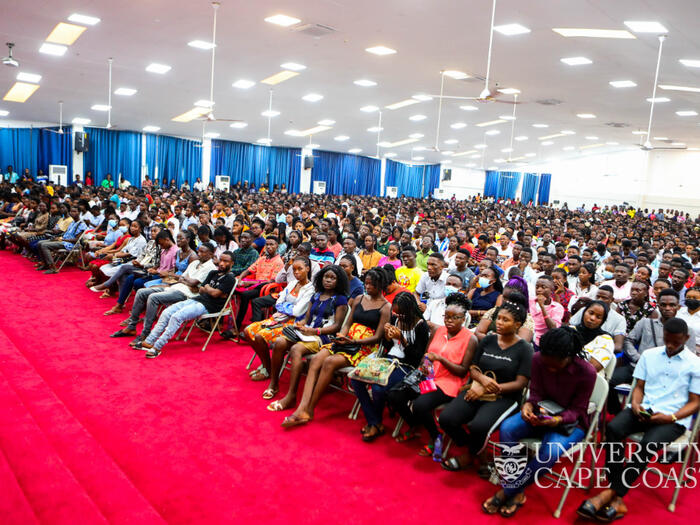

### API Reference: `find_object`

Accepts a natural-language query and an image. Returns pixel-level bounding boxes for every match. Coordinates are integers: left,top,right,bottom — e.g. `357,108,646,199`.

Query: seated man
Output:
140,251,236,358
395,247,423,293
230,231,258,277
309,232,336,267
111,243,217,345
577,318,700,522
414,253,448,311
35,206,87,273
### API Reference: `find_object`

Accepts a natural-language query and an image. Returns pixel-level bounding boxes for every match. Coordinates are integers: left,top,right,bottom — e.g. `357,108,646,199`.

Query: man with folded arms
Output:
111,243,217,346
35,206,86,273
578,318,700,522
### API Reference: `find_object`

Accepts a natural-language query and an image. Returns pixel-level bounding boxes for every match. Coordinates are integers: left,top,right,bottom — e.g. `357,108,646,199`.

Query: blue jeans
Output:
499,412,585,497
351,365,409,427
145,299,207,351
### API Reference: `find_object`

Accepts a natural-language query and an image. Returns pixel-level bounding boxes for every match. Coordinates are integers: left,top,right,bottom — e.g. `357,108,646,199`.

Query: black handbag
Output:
389,367,423,395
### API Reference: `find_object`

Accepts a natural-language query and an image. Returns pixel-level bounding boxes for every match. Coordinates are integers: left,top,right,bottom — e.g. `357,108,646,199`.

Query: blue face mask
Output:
478,277,491,288
602,270,614,280
118,225,128,234
108,219,118,229
444,285,459,296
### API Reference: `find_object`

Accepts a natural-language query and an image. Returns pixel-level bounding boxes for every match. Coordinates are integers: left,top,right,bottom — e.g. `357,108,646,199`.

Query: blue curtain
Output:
483,171,499,197
538,173,552,205
210,139,300,193
84,127,142,186
520,173,539,205
38,127,73,180
146,135,202,188
494,171,522,200
385,160,440,197
0,128,39,175
312,150,380,195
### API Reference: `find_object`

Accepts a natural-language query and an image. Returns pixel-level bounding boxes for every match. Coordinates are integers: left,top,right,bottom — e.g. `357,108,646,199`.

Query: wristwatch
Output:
671,414,678,422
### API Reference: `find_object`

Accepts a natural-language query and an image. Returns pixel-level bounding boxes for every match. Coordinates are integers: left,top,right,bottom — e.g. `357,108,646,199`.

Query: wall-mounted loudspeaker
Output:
441,168,452,181
74,131,89,153
304,155,314,170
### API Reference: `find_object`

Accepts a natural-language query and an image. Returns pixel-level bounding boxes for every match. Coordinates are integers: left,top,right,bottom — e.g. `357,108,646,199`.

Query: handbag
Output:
389,367,423,395
282,325,302,343
349,353,398,386
463,366,500,402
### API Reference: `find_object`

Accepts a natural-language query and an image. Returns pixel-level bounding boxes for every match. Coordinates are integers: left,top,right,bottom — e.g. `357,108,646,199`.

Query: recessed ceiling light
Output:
653,136,669,140
354,79,377,87
257,138,272,145
470,154,481,158
114,87,137,96
514,136,528,141
413,146,426,151
532,123,549,128
561,130,576,135
474,144,488,149
230,122,248,128
67,13,100,25
204,132,220,138
16,72,41,83
281,62,306,71
334,135,350,141
412,94,433,101
409,133,425,139
306,143,320,149
146,63,171,74
232,79,255,89
443,70,469,80
646,96,670,103
585,135,599,140
562,146,575,151
409,114,427,121
499,115,516,121
460,105,478,111
485,129,500,136
385,99,420,110
384,152,397,158
261,109,280,117
658,84,700,93
466,162,477,167
552,28,635,39
498,88,521,95
606,142,620,146
609,80,637,88
366,46,397,56
476,119,506,127
413,156,425,161
493,23,531,36
39,42,67,56
444,139,459,144
302,93,323,102
577,113,596,119
624,21,668,33
264,14,301,27
680,59,700,68
442,160,453,164
525,153,536,157
3,82,39,103
0,109,9,117
381,138,419,148
367,126,383,132
541,141,554,146
632,131,648,135
261,71,299,85
71,117,91,125
46,22,86,45
91,104,111,111
360,105,379,113
284,129,300,136
142,126,160,132
442,151,454,156
188,40,216,50
450,122,467,129
501,147,513,153
194,99,214,107
676,110,698,116
671,142,686,146
560,57,592,66
494,158,507,163
349,148,362,154
317,119,335,126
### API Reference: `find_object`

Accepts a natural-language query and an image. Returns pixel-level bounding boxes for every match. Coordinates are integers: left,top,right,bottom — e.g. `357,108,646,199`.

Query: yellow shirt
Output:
396,266,423,293
359,250,382,271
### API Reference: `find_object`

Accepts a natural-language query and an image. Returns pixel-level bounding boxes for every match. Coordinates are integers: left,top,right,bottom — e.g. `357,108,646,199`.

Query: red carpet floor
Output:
0,251,697,524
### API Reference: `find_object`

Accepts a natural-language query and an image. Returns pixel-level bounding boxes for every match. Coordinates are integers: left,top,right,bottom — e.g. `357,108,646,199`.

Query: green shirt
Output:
377,242,390,256
231,247,259,276
101,179,114,189
415,249,434,271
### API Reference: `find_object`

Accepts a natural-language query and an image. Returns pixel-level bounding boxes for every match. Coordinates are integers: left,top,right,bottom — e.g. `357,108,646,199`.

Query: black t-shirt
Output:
473,334,533,400
192,270,236,313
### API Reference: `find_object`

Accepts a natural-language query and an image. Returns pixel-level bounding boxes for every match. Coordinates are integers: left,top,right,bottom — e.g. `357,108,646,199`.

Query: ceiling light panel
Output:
412,94,433,101
560,56,592,66
646,97,670,102
552,28,635,39
302,93,323,102
3,82,39,103
354,79,377,87
443,70,469,79
485,129,500,136
142,126,160,132
334,135,350,141
46,22,86,45
514,135,528,141
367,126,383,132
188,40,216,50
460,105,478,111
16,72,41,83
232,79,255,89
498,88,521,95
348,148,362,154
409,133,424,139
146,63,171,74
676,110,698,116
114,87,137,96
261,71,299,85
264,14,301,27
281,62,306,71
658,84,700,93
385,99,420,110
409,114,427,121
609,80,637,88
680,59,700,68
67,13,100,25
261,109,280,117
444,139,459,144
360,105,379,113
450,122,467,129
493,23,531,35
577,113,596,119
295,125,332,136
71,117,91,125
204,132,220,138
317,119,335,126
0,110,9,117
39,43,67,56
623,21,668,33
91,104,111,111
476,119,506,127
230,122,248,128
366,46,397,55
194,99,214,107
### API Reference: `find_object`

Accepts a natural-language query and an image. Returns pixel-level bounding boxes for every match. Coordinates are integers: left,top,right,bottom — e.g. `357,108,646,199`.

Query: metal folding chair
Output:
180,278,239,351
55,229,87,272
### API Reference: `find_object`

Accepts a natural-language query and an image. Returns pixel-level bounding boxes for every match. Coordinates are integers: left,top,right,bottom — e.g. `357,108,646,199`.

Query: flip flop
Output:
395,430,420,443
281,414,311,428
267,400,289,412
441,457,465,472
481,492,507,515
262,388,278,400
418,444,435,457
90,286,103,292
499,495,526,518
361,424,385,443
576,500,600,520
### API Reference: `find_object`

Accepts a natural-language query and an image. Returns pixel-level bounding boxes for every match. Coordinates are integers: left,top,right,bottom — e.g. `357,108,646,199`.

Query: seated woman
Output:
475,277,534,342
467,267,503,323
213,225,238,261
265,265,350,407
243,257,315,383
87,221,148,292
387,293,477,459
358,234,382,275
352,292,430,442
439,300,532,473
85,219,133,282
575,300,615,374
377,242,402,270
281,268,391,428
381,264,409,303
339,254,364,299
573,262,598,301
482,326,597,518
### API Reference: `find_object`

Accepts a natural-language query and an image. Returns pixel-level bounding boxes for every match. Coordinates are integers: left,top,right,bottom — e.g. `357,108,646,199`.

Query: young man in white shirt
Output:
601,263,633,302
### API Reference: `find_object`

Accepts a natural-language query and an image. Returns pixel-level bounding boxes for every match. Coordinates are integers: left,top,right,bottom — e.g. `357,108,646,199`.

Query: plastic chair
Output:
180,278,239,351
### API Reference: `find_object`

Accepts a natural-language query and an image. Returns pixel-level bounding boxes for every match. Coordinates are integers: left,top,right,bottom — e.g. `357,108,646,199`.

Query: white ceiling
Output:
2,0,700,167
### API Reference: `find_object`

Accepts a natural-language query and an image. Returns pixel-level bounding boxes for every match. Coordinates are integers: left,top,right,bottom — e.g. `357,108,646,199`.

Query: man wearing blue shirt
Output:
35,206,87,273
578,317,700,521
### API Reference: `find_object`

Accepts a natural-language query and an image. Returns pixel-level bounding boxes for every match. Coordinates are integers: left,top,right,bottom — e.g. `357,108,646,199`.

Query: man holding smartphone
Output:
577,318,700,521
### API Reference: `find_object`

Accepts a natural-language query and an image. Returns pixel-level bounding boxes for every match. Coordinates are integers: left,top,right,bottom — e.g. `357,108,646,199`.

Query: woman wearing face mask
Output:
424,274,470,330
677,286,700,353
467,267,503,323
575,300,614,374
84,219,133,285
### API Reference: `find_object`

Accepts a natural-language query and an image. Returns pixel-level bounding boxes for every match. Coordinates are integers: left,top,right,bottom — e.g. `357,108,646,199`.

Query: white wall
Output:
643,150,700,214
437,166,485,199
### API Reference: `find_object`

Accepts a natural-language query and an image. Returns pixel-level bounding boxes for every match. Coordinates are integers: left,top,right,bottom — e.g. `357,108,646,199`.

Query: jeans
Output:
126,288,187,337
145,299,207,351
607,363,634,415
387,386,452,440
499,412,586,497
351,365,409,427
101,263,140,289
439,397,518,454
605,408,685,497
117,274,155,305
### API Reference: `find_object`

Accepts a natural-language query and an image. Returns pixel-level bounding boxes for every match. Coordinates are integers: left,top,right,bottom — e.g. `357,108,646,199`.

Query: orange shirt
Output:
248,254,284,281
429,325,473,397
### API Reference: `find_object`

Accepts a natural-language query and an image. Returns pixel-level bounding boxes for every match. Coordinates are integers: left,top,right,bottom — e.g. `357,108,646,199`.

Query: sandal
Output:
144,349,161,359
361,424,385,443
262,388,278,400
499,494,526,518
417,444,435,457
441,457,465,472
395,430,420,443
482,491,507,515
267,400,290,412
249,364,263,377
250,368,270,381
281,414,311,428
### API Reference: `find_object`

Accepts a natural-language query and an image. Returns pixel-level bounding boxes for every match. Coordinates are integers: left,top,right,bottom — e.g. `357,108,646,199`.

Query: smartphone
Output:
639,408,654,419
538,414,554,420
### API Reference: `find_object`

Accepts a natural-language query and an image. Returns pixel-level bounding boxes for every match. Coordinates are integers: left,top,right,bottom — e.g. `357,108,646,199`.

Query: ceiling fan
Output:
43,100,65,134
194,1,245,124
89,57,118,129
639,35,686,151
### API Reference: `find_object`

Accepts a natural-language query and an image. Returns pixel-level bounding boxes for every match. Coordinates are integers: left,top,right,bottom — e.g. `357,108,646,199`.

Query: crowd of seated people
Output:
2,173,700,520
